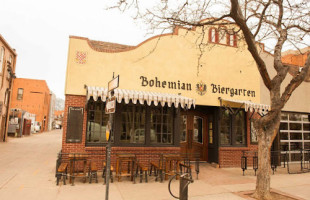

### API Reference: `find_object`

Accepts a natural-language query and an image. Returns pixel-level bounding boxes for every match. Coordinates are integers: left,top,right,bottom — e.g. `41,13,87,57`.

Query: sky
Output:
0,0,154,100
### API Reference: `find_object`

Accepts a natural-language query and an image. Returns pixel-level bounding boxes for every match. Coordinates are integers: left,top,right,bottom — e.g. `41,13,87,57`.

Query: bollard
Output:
253,152,258,176
241,151,247,176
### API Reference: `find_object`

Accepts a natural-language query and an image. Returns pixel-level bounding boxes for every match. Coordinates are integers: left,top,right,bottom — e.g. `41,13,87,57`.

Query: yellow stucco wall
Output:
65,26,261,107
260,51,310,113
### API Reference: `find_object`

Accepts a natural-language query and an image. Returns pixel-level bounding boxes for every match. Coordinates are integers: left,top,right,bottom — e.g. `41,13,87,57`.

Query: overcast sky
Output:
0,0,155,99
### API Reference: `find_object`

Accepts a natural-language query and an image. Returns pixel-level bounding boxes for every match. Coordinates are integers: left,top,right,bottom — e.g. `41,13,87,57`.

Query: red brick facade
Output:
62,94,259,168
62,94,180,169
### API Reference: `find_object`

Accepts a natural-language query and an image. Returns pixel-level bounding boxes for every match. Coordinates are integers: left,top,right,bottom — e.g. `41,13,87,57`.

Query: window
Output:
85,100,177,146
0,47,4,70
209,28,218,43
208,117,214,144
86,99,110,144
228,34,235,46
250,121,258,143
180,115,187,142
219,29,227,44
279,112,310,161
150,106,173,144
120,104,145,144
4,89,9,105
220,109,246,146
17,88,23,100
193,116,203,143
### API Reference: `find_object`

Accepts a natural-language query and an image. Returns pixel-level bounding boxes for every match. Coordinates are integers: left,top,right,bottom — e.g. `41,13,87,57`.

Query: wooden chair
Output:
149,158,163,182
56,163,68,185
88,161,98,183
135,161,148,183
102,161,114,184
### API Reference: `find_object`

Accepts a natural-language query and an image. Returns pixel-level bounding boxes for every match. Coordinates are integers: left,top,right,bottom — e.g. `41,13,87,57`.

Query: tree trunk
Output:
253,128,273,200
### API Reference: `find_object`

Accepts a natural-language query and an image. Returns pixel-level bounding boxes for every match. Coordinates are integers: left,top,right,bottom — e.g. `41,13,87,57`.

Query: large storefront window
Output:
150,106,173,144
86,99,110,144
220,109,246,146
120,104,145,144
280,112,310,161
86,99,176,146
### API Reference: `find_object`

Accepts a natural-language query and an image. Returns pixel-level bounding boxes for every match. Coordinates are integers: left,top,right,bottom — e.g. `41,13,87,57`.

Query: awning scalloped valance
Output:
86,86,195,109
220,98,270,114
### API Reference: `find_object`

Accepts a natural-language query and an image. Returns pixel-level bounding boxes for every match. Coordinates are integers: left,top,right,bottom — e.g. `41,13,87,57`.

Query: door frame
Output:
180,110,208,161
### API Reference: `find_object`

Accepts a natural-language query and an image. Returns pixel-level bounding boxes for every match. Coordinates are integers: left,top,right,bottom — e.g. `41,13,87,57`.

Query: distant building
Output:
282,47,310,67
0,34,17,142
10,78,51,132
55,98,65,111
54,110,64,129
48,92,56,131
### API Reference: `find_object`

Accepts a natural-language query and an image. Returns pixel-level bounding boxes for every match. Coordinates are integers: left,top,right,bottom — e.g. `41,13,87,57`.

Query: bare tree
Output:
109,0,310,199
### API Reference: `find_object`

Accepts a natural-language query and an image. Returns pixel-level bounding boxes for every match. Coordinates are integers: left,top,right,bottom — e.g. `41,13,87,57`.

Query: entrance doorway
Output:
180,112,208,161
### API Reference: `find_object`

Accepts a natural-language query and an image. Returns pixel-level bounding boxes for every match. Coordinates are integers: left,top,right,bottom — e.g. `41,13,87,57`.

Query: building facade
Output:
48,92,56,131
62,21,309,167
0,34,17,142
10,78,51,132
54,110,64,129
261,47,310,162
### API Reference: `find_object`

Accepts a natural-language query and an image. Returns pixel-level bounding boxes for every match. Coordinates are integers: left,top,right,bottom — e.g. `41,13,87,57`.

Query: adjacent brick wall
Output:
62,94,87,153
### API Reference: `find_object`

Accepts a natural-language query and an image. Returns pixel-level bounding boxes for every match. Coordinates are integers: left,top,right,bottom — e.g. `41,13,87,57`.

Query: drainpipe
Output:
3,64,16,142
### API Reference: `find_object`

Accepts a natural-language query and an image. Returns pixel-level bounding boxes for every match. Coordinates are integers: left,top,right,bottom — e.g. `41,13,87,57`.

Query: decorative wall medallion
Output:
75,51,87,64
196,81,207,96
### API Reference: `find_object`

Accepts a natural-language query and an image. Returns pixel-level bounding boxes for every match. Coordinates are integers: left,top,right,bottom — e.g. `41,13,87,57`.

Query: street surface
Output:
0,129,310,200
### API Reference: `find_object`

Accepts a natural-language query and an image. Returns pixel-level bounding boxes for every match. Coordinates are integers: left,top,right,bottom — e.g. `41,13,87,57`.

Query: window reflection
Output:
120,104,145,144
150,106,173,144
180,115,187,142
86,99,110,143
193,116,203,144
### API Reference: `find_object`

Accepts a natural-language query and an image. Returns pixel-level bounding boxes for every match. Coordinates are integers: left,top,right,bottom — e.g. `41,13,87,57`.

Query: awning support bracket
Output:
219,97,244,116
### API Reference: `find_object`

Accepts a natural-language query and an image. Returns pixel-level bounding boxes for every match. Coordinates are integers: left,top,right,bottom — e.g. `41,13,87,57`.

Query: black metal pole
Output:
105,87,114,200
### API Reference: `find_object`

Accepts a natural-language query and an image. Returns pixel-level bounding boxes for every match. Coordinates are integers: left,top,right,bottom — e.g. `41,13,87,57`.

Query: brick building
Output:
282,47,310,67
54,110,64,129
62,20,310,167
0,34,17,142
10,78,51,132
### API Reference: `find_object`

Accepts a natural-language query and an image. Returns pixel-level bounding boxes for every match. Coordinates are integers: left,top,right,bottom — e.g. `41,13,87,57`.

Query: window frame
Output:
0,47,4,74
279,112,310,161
85,98,112,146
85,99,178,147
17,88,24,100
150,105,174,145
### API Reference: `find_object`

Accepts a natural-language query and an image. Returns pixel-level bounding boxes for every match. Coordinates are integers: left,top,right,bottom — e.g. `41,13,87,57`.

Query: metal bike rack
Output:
168,173,194,200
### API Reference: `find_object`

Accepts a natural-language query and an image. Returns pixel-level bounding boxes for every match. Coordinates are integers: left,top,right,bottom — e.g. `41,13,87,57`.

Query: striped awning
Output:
219,98,270,113
86,86,195,109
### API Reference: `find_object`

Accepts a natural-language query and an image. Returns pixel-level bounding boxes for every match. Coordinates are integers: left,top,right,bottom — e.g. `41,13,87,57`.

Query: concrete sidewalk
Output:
0,130,309,200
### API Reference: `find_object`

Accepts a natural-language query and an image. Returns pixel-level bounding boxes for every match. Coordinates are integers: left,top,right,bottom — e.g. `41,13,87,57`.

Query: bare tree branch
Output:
230,0,272,90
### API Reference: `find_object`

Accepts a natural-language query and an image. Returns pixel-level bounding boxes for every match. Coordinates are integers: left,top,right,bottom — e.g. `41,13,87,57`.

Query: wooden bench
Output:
56,163,68,185
149,161,163,182
102,162,114,184
88,162,98,183
135,162,148,183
